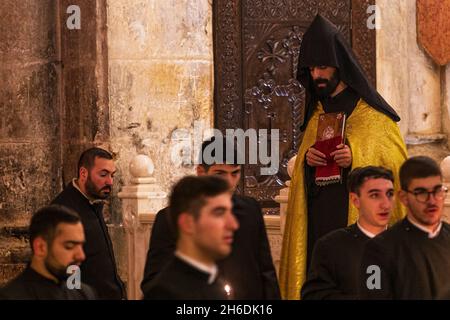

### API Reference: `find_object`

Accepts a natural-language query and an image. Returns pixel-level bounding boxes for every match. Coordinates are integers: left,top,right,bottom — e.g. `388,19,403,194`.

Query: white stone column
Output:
440,156,450,223
269,156,296,275
443,66,450,150
376,0,444,145
405,0,441,137
118,155,167,300
376,0,409,136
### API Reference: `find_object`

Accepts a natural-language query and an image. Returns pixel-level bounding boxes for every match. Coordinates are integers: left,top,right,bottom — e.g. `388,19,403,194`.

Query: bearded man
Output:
0,205,96,299
52,147,125,299
279,14,407,299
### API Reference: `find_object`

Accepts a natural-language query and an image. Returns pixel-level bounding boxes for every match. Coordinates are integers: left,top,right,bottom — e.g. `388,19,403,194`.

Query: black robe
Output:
360,218,450,299
52,183,125,299
141,195,281,300
143,256,227,300
305,87,360,267
301,223,370,300
0,266,96,300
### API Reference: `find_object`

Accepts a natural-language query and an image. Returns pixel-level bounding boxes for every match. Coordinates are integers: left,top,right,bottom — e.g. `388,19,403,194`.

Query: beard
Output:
45,258,80,283
313,69,340,98
85,175,111,200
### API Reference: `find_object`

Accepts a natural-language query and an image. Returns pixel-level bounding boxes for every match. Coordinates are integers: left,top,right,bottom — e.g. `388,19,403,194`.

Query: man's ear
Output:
196,165,207,177
398,190,408,207
178,212,195,235
32,237,48,258
350,192,360,209
79,167,88,180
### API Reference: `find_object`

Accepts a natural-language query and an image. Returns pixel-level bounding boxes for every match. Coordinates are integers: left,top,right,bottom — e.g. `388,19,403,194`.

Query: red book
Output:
313,112,346,186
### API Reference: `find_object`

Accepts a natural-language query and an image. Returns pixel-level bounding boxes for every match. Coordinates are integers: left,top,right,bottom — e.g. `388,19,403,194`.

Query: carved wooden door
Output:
213,0,375,214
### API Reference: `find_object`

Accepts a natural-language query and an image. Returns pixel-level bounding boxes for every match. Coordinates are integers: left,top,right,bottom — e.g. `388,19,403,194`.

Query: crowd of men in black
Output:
1,139,449,300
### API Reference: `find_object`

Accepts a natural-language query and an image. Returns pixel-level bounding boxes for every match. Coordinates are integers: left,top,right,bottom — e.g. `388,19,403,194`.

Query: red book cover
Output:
313,112,346,186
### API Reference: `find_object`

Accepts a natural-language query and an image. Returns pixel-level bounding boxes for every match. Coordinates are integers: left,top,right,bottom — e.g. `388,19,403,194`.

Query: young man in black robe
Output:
143,176,238,299
51,147,125,299
361,156,450,299
141,137,280,300
301,166,394,299
0,205,96,300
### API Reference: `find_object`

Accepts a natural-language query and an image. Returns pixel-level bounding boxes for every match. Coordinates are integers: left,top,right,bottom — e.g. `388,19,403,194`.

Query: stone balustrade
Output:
118,155,167,300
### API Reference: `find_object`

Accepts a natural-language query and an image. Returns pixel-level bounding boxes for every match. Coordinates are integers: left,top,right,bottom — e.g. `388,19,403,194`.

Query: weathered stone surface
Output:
107,1,214,287
377,0,441,138
0,0,61,285
0,64,59,142
445,66,450,152
107,0,212,60
0,143,62,227
60,0,99,63
63,66,105,142
0,264,26,287
376,0,409,136
109,60,213,195
59,0,110,185
408,142,450,165
0,0,56,63
417,0,450,66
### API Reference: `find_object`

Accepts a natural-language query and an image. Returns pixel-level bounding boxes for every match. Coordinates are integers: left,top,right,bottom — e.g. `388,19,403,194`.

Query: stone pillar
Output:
440,156,450,223
443,66,450,151
376,0,409,136
0,0,60,284
118,155,167,300
59,0,110,187
376,0,447,161
107,0,213,196
405,0,441,137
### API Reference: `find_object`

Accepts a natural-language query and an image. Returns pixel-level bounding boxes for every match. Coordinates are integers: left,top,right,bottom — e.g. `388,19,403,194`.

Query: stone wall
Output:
59,0,110,183
0,0,60,285
0,0,111,285
107,0,214,284
376,0,449,162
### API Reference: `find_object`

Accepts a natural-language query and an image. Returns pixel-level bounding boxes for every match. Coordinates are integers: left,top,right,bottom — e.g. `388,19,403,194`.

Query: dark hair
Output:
168,175,230,238
347,166,394,195
29,205,81,251
399,156,442,191
77,147,113,177
198,136,241,171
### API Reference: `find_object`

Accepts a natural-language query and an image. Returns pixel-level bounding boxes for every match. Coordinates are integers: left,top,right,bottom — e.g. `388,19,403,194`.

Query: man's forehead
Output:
54,222,85,240
208,164,241,172
93,157,115,170
361,177,393,189
203,193,232,209
409,176,442,189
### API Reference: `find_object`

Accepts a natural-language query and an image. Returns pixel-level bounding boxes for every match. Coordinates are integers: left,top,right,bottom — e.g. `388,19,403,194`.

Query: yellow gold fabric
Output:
279,99,408,300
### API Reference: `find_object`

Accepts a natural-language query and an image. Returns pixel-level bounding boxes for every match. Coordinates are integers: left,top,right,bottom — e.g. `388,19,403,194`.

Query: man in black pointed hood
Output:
280,14,407,300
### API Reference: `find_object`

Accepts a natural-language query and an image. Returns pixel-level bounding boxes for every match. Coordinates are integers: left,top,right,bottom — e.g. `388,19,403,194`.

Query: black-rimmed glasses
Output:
405,186,448,203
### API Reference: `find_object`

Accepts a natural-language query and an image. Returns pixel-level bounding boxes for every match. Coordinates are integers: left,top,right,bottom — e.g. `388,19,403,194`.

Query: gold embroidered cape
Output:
279,99,408,299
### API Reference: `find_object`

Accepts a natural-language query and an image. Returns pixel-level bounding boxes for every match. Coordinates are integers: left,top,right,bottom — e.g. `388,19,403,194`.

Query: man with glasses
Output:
361,156,450,299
